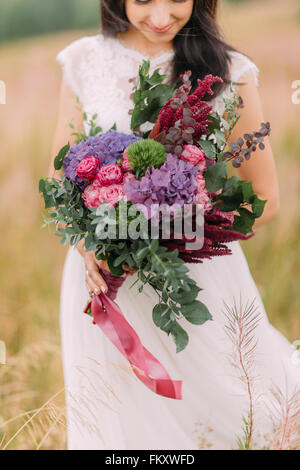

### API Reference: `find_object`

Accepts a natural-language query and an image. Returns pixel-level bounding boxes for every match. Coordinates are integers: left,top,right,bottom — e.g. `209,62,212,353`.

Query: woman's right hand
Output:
77,239,136,296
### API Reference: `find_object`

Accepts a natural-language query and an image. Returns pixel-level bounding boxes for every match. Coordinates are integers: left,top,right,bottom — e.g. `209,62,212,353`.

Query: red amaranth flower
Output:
158,74,222,132
159,207,254,264
153,73,224,152
188,74,223,107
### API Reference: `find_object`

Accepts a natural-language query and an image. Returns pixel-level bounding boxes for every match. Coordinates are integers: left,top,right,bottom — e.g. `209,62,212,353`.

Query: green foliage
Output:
107,255,125,276
54,143,70,171
39,174,93,247
204,161,227,193
130,60,175,134
234,416,253,451
128,239,213,353
203,161,266,234
126,139,167,178
39,178,55,209
68,103,103,144
198,139,217,160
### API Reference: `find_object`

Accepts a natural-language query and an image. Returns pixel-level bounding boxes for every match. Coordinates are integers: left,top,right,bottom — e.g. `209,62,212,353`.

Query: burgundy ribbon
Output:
84,269,182,400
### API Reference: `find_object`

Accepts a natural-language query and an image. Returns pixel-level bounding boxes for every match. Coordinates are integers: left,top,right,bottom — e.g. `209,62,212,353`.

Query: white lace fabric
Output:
56,33,259,135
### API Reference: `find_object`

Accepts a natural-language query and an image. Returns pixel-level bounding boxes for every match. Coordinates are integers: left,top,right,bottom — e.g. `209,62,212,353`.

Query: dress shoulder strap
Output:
56,35,105,98
228,50,260,87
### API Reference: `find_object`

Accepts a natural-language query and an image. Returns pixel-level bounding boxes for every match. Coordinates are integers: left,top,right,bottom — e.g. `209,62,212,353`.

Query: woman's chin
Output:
140,30,177,45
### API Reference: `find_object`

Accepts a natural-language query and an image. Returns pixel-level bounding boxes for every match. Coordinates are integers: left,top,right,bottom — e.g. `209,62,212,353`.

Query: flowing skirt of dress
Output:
59,241,300,450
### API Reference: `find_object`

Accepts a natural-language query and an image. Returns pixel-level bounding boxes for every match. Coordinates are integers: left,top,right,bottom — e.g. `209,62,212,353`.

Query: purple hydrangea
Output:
124,153,198,219
63,130,142,189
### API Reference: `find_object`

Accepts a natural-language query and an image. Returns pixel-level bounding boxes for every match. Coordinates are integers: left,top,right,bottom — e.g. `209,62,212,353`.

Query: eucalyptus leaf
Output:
170,322,189,353
181,301,212,325
170,285,200,305
113,252,130,266
214,129,226,149
198,140,216,160
107,256,125,276
136,246,150,262
152,304,174,333
39,178,55,209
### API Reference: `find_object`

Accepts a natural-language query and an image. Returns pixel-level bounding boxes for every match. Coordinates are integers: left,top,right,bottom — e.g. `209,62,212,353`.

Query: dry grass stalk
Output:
262,379,300,450
223,294,263,450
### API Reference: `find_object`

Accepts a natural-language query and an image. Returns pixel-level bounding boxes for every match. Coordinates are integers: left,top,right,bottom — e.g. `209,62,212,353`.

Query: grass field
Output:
0,0,299,450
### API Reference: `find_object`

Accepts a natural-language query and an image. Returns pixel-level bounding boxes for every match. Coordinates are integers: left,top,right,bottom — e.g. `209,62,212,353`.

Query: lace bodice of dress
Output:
56,33,259,136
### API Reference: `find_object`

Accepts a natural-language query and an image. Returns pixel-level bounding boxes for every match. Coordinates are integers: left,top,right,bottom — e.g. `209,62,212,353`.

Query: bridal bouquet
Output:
39,60,270,399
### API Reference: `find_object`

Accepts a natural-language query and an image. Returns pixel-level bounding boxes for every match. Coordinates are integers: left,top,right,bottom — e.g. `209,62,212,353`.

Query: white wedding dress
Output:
57,34,300,450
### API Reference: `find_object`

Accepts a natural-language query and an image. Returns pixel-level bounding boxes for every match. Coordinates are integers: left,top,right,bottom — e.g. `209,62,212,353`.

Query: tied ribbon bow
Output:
84,269,182,400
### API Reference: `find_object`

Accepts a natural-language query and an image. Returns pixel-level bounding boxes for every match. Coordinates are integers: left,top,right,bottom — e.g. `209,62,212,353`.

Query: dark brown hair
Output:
100,0,244,100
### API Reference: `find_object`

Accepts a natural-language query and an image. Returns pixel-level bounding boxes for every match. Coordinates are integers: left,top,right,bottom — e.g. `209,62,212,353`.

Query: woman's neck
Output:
117,28,174,58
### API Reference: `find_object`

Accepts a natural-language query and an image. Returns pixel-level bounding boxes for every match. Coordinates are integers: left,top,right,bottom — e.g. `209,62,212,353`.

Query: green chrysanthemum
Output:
126,139,167,178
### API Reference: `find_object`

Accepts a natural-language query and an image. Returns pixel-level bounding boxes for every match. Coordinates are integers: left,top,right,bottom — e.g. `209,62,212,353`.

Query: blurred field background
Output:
0,0,299,450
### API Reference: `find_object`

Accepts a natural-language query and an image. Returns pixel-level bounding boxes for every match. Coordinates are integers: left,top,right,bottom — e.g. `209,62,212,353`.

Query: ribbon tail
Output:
91,294,182,400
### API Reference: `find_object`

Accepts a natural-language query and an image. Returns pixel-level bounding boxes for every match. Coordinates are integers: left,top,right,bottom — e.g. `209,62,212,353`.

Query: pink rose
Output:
195,173,212,213
180,145,207,171
196,173,206,191
98,184,125,208
82,183,102,209
76,156,101,182
121,151,131,171
195,191,213,213
96,164,123,186
123,171,136,184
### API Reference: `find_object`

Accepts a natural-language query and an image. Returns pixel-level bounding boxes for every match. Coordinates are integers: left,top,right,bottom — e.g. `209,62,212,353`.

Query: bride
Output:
49,0,300,450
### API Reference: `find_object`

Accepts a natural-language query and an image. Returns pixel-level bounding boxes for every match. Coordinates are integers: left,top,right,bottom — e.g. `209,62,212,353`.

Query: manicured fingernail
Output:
94,288,100,294
101,286,106,293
